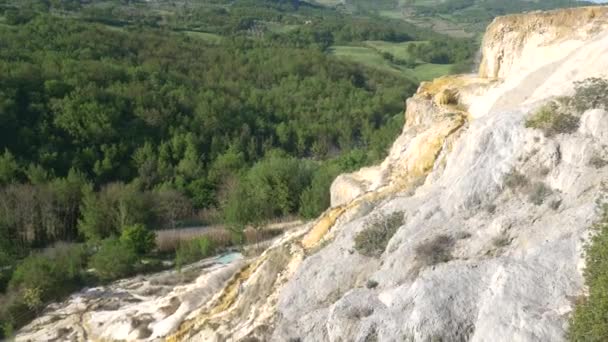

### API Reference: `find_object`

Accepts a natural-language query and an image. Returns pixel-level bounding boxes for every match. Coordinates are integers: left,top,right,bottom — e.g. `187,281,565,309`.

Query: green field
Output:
263,21,299,34
377,10,405,20
364,40,421,60
412,63,454,80
330,45,414,76
183,31,223,44
330,43,454,82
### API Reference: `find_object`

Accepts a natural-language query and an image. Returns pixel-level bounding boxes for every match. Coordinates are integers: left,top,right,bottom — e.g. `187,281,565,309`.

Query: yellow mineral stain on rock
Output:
419,75,470,96
301,206,347,249
397,116,464,181
167,259,260,342
301,75,474,251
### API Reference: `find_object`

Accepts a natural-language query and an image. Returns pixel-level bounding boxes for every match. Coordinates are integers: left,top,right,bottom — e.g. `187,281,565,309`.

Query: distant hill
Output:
312,0,596,36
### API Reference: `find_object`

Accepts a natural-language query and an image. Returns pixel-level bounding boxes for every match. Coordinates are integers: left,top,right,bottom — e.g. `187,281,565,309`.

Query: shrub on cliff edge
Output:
569,203,608,341
525,102,579,137
354,211,404,258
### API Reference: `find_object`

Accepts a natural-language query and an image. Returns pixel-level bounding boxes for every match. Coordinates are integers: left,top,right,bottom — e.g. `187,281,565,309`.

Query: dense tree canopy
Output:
0,13,415,234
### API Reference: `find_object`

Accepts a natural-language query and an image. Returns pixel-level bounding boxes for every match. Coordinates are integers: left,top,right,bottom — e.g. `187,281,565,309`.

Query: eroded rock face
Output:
329,78,472,208
478,6,608,80
273,108,606,341
16,6,608,342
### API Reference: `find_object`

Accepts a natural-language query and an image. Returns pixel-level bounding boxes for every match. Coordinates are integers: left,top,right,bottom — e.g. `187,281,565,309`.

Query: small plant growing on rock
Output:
354,211,404,258
538,167,551,177
550,199,562,211
364,326,378,342
492,234,511,248
589,154,608,169
485,203,497,215
455,231,472,240
526,182,553,205
525,102,579,137
415,234,455,266
366,279,379,289
504,170,529,190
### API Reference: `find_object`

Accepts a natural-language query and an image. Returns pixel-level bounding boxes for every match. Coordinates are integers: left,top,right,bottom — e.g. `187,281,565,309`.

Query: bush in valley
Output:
381,51,395,62
223,152,315,227
0,243,87,337
78,182,158,242
568,204,608,341
0,150,19,186
406,39,476,65
0,169,89,249
175,237,216,270
119,224,156,256
299,149,369,219
8,244,86,302
415,234,455,266
89,238,137,281
0,297,34,339
354,211,404,258
525,102,579,137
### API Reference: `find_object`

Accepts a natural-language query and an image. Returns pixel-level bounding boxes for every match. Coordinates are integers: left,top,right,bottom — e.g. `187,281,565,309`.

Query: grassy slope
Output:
364,40,419,59
330,42,454,82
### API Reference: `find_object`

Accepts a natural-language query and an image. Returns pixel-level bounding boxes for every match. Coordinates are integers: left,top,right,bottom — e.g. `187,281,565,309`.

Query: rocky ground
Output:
15,253,244,341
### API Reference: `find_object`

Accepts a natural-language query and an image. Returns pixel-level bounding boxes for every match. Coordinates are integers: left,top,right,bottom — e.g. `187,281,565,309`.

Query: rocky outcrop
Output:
330,75,488,208
16,6,608,342
478,6,608,79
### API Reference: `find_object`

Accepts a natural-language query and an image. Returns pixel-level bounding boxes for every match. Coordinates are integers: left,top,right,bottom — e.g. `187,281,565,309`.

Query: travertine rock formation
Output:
478,6,608,79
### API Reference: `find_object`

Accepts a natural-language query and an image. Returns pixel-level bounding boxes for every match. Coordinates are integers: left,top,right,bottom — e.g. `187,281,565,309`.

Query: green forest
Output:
0,0,481,336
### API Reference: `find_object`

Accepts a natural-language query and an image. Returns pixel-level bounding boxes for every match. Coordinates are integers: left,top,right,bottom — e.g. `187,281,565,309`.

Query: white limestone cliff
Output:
15,6,608,342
